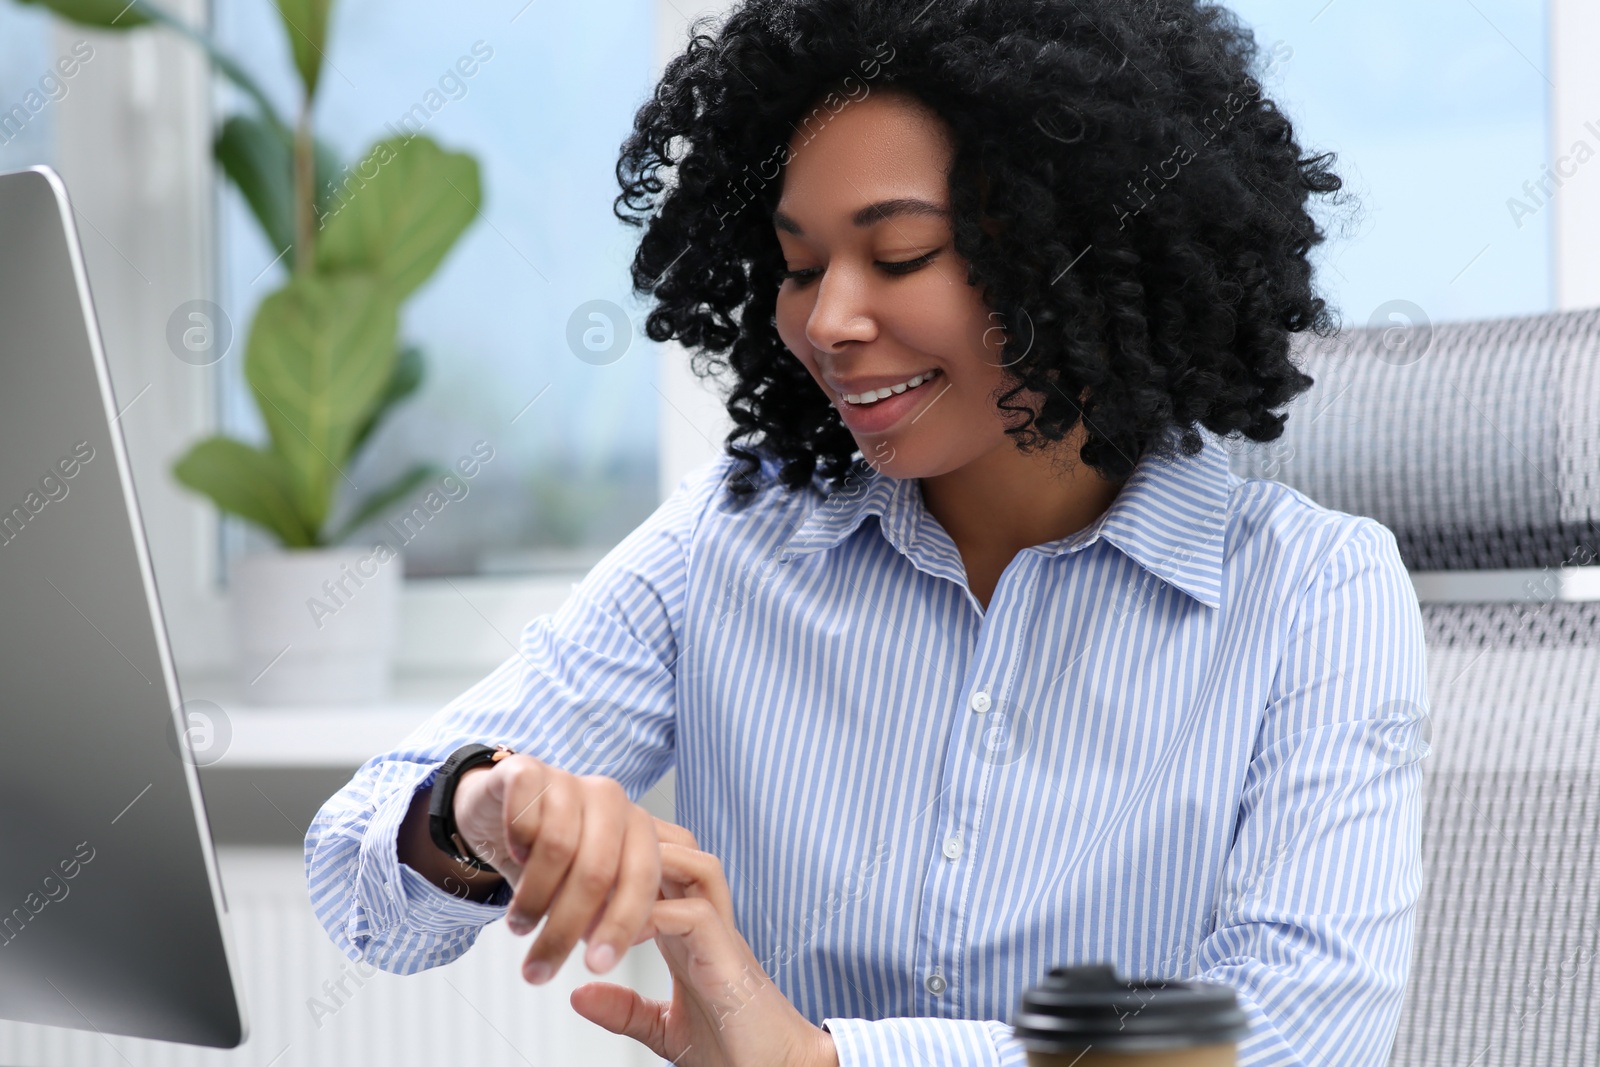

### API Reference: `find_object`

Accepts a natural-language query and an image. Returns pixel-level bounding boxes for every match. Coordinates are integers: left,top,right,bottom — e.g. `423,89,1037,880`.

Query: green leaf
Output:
172,437,316,547
382,342,426,407
15,0,153,27
215,115,295,255
349,343,425,459
214,116,344,269
316,136,481,299
326,462,440,545
273,0,334,99
245,274,399,536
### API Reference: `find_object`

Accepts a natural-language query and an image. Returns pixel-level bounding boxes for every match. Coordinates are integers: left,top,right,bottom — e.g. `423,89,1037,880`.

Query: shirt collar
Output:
782,430,1235,610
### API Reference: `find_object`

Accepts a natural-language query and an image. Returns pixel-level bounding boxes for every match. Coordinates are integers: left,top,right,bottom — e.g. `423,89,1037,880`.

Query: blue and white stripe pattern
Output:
307,428,1428,1066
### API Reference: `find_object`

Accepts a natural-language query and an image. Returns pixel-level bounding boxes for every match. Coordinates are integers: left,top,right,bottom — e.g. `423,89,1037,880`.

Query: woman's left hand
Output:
569,840,839,1067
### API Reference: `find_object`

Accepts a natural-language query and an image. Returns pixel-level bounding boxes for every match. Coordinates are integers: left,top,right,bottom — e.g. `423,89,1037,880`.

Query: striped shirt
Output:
306,429,1428,1066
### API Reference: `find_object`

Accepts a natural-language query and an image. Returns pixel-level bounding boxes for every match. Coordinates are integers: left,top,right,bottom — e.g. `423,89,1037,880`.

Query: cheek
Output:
774,295,838,399
890,272,997,363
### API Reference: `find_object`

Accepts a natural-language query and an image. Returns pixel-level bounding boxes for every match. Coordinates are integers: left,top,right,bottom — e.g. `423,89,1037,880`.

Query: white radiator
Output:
0,847,670,1067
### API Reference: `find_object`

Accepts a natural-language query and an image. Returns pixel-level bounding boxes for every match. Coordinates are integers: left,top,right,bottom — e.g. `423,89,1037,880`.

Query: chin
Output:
852,435,957,481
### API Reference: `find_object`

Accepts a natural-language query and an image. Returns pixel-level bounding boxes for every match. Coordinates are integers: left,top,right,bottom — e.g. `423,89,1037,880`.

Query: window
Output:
212,0,662,578
1228,0,1552,323
0,4,58,171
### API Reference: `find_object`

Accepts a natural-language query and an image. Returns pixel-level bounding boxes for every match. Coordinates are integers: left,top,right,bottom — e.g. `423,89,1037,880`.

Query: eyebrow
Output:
773,197,950,235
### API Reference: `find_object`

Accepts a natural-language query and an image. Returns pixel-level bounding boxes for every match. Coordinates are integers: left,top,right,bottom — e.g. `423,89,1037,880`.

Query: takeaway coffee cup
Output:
1012,964,1248,1066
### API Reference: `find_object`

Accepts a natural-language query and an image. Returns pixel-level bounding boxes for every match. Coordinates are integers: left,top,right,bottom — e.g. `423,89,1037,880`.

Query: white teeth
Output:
841,369,939,406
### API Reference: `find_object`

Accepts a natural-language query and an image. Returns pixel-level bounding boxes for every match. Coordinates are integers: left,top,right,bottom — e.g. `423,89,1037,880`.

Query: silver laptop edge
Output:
0,167,249,1049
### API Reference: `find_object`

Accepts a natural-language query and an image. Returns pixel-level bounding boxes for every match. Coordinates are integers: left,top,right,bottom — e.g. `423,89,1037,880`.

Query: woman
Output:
307,1,1428,1064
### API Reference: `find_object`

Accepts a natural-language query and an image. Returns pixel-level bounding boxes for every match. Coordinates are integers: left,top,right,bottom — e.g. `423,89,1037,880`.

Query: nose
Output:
804,262,878,354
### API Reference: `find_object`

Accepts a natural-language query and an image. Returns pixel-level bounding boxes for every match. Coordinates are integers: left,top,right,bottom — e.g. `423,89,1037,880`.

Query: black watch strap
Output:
427,743,516,871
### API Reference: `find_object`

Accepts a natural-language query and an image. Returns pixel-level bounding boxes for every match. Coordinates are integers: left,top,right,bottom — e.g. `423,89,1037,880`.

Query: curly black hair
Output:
614,0,1342,498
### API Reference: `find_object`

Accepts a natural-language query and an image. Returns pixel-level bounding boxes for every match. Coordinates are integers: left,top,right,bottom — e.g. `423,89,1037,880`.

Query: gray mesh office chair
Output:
1227,307,1600,1065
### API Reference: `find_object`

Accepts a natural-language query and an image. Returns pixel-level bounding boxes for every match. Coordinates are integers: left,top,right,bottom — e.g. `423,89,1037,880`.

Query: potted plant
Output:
18,0,483,702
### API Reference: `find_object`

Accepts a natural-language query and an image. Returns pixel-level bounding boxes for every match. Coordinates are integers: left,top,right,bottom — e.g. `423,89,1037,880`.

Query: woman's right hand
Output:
451,754,693,985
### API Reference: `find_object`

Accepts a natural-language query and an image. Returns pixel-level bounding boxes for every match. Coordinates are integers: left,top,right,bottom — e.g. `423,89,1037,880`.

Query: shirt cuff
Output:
357,762,513,936
822,1017,1026,1067
397,859,513,931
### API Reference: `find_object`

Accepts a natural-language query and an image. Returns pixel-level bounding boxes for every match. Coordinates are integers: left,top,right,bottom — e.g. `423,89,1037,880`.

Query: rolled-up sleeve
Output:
304,456,731,975
821,517,1428,1067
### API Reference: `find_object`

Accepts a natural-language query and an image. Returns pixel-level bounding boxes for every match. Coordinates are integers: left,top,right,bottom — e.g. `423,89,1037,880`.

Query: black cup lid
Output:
1011,964,1249,1052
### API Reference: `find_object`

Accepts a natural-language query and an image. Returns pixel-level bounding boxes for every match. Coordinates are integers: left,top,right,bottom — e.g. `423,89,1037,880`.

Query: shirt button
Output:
925,973,947,995
942,836,962,860
969,690,991,713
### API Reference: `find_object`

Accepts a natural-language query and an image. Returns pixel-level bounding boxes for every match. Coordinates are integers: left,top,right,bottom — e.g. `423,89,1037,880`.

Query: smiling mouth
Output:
838,368,942,406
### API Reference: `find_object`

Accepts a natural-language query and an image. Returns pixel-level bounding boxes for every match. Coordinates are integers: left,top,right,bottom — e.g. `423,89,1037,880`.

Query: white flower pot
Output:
231,546,401,705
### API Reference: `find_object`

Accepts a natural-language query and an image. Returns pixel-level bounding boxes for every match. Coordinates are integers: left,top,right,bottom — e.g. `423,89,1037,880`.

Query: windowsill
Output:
182,658,679,844
181,670,484,769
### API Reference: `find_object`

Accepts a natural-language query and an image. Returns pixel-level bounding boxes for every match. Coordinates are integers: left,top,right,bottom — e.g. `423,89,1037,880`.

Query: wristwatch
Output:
427,742,517,871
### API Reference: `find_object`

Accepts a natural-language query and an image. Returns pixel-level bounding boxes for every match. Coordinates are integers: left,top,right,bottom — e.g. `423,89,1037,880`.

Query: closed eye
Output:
877,249,941,275
777,248,944,287
777,266,823,285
